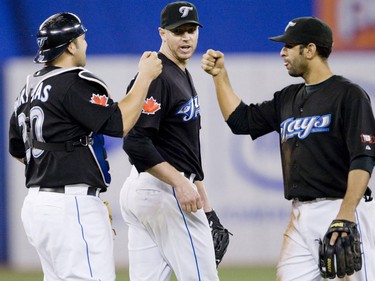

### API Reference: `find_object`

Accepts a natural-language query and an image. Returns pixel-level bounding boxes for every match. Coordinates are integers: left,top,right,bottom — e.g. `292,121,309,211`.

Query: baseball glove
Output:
205,210,232,267
319,219,362,279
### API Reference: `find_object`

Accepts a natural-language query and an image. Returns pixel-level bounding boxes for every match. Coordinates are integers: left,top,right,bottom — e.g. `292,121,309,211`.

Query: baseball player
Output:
119,2,223,280
8,12,161,281
202,17,375,280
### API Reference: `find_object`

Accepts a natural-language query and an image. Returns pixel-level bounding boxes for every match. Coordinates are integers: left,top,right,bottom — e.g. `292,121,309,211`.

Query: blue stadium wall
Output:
0,0,313,263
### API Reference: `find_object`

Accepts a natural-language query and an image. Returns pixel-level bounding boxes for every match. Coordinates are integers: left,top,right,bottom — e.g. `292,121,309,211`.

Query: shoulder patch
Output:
90,93,109,107
361,134,375,144
142,97,161,115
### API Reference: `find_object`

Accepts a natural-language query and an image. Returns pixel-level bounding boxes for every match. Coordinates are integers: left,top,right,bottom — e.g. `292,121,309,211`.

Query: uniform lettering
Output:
14,83,51,113
14,88,28,113
176,96,200,122
280,114,331,143
31,82,50,102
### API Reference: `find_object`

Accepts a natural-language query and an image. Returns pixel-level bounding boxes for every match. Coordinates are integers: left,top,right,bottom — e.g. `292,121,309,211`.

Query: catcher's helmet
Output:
34,12,87,63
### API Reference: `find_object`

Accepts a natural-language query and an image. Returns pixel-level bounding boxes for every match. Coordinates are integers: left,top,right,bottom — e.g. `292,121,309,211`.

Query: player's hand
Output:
138,51,163,81
330,213,356,245
319,219,362,279
201,49,225,77
174,180,202,213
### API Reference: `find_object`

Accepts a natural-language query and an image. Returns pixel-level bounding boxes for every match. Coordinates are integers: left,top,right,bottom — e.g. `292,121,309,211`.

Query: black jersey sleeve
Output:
97,105,123,137
63,78,121,136
350,155,375,174
123,127,165,172
226,102,251,134
227,98,279,140
342,84,375,159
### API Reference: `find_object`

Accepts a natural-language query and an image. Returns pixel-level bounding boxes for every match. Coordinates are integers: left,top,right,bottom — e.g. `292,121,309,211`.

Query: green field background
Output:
0,266,277,281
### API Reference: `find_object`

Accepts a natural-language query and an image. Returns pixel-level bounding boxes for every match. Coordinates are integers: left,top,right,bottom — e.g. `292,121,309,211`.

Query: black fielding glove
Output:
205,210,232,267
319,219,362,279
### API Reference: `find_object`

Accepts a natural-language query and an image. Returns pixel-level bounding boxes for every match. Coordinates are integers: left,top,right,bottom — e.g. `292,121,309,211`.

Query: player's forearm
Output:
118,73,154,136
146,162,188,188
147,162,202,213
336,169,370,222
212,68,241,121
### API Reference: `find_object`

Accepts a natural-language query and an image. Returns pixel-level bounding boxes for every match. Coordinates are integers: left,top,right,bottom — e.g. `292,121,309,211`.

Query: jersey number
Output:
18,106,45,163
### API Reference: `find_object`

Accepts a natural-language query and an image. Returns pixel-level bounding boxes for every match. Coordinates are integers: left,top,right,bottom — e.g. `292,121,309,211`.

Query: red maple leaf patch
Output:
142,97,161,114
90,93,109,107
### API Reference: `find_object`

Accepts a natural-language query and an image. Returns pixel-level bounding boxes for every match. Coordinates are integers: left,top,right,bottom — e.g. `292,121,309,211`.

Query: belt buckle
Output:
79,136,93,146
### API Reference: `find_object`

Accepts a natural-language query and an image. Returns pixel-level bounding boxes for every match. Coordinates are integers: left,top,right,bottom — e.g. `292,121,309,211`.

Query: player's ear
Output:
159,27,167,42
66,40,77,55
305,43,317,59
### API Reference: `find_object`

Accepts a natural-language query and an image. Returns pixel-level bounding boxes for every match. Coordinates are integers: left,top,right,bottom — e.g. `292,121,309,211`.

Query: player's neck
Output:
47,53,85,68
304,62,333,85
159,48,188,71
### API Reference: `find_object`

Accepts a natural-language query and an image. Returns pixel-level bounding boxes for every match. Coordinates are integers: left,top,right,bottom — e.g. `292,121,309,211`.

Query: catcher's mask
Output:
34,12,87,63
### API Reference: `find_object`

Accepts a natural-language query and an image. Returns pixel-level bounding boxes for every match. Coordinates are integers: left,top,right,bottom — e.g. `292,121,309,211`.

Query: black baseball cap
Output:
161,1,203,30
269,17,333,48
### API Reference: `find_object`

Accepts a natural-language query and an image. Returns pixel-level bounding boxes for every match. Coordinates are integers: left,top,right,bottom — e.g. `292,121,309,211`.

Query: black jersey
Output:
123,53,203,180
9,66,123,189
227,75,375,199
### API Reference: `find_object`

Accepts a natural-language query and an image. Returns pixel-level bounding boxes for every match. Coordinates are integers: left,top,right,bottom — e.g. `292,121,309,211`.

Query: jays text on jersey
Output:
227,75,375,200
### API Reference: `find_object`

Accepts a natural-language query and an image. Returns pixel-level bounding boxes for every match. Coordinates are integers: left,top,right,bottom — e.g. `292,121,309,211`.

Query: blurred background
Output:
2,0,375,274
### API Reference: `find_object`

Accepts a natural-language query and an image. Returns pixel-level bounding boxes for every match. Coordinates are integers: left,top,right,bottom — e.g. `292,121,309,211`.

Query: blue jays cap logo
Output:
284,21,296,31
37,37,48,48
179,6,193,18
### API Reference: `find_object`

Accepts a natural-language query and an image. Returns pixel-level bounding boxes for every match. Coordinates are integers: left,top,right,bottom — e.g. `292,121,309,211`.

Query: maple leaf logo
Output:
90,93,109,107
142,97,161,115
